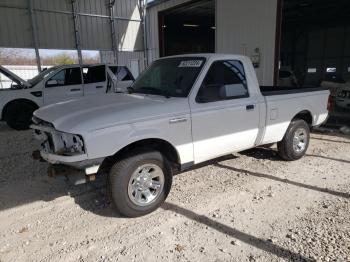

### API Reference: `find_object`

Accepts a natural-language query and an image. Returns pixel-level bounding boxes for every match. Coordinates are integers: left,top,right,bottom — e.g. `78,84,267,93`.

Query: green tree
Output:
53,53,76,65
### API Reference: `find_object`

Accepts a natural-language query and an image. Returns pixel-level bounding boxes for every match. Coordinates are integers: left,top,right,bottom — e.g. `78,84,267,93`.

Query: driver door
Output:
190,60,260,163
43,66,83,105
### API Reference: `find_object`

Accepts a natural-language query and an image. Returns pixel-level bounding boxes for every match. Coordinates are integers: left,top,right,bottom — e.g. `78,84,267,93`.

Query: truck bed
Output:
258,85,329,145
260,86,328,96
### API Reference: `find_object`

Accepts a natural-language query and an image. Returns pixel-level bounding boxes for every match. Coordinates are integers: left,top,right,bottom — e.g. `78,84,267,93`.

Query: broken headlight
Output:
52,131,85,156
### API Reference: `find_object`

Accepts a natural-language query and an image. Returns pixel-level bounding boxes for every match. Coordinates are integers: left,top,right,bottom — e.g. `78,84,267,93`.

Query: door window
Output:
196,60,249,103
46,68,82,87
83,65,106,84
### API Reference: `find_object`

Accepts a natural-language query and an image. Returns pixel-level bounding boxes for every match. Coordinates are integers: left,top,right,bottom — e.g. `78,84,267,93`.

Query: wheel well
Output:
98,138,181,174
292,110,313,126
2,99,39,120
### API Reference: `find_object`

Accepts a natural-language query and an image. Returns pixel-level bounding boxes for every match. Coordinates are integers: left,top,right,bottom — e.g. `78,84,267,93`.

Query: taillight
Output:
327,95,332,111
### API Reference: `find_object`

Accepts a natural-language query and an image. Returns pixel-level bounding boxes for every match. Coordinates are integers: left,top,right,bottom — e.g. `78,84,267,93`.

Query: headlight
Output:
32,122,86,156
52,131,85,156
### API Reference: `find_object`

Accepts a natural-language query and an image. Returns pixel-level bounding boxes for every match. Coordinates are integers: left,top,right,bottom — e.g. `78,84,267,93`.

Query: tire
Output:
108,150,172,217
5,101,37,130
277,119,310,161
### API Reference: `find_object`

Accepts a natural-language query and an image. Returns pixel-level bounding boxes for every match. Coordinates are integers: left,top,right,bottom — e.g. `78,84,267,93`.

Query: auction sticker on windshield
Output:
178,60,203,67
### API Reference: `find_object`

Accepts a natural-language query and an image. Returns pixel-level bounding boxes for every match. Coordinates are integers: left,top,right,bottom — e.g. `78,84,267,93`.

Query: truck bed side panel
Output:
260,90,329,145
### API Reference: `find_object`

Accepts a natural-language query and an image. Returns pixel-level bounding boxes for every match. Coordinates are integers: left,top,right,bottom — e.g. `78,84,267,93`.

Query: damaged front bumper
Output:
31,122,103,181
46,164,98,185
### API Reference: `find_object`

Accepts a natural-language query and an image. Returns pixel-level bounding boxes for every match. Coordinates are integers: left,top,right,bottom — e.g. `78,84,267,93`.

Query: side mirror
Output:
46,79,58,87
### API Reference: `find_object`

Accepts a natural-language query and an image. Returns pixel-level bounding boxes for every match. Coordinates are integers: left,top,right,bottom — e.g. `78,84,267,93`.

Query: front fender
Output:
83,114,193,165
0,89,43,120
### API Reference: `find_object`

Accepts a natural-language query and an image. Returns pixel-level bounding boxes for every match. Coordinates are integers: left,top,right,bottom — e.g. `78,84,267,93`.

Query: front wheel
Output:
277,119,310,161
5,102,37,130
108,150,172,217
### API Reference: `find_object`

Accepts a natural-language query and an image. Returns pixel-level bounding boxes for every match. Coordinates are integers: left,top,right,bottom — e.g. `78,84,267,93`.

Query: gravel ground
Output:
0,122,349,262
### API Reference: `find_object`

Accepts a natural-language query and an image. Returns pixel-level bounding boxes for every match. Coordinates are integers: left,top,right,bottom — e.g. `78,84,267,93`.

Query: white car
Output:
31,54,329,217
0,64,134,130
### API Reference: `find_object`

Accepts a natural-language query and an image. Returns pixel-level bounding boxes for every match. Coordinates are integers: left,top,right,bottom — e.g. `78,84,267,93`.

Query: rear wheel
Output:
277,119,310,161
108,150,172,217
5,101,37,130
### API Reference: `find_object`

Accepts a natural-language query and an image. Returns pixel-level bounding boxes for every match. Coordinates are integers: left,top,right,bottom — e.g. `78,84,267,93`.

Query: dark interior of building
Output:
281,0,350,87
281,0,350,125
158,0,215,57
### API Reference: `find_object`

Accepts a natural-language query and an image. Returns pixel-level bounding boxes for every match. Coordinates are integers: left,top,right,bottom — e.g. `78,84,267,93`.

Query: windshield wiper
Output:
128,86,171,98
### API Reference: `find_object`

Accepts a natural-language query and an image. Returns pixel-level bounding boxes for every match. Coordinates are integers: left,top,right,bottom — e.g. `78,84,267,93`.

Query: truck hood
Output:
33,93,189,133
0,66,31,88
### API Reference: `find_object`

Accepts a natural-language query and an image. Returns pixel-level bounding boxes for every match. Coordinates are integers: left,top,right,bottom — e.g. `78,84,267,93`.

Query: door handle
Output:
70,88,81,92
96,86,103,89
169,117,187,124
246,104,255,111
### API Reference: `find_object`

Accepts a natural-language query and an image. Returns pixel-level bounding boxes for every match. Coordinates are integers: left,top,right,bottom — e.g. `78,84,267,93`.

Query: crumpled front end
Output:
31,116,102,178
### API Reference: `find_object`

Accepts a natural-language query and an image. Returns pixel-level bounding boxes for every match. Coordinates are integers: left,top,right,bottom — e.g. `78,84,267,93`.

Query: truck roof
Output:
161,53,250,61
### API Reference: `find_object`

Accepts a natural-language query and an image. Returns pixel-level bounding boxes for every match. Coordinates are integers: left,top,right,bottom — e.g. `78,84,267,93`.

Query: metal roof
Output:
0,0,143,51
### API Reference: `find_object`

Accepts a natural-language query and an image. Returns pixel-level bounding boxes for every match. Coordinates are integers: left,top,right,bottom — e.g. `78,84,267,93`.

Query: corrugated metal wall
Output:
0,0,144,51
100,50,145,71
0,1,33,48
146,0,278,85
0,0,278,82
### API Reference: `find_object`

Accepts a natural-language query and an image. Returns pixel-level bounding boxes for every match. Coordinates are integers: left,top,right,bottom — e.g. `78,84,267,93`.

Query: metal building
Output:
0,0,147,75
0,0,279,85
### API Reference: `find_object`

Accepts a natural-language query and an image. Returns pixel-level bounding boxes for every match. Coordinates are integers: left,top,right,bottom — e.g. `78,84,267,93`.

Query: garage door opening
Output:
279,0,350,126
280,0,350,87
158,0,215,57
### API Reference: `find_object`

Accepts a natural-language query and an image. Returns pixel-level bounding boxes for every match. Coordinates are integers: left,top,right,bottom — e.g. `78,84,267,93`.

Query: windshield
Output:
28,66,59,86
130,57,206,97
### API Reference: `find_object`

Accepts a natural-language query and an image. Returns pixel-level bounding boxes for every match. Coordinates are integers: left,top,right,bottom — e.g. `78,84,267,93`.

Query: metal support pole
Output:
109,0,118,64
139,0,148,68
71,0,83,65
28,0,41,72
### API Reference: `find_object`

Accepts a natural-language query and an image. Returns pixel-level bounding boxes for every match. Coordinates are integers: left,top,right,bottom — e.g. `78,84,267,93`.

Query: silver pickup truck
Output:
31,54,330,217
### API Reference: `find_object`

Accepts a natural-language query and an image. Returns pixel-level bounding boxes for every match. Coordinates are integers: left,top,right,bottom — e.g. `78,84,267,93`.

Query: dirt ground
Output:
0,122,349,262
